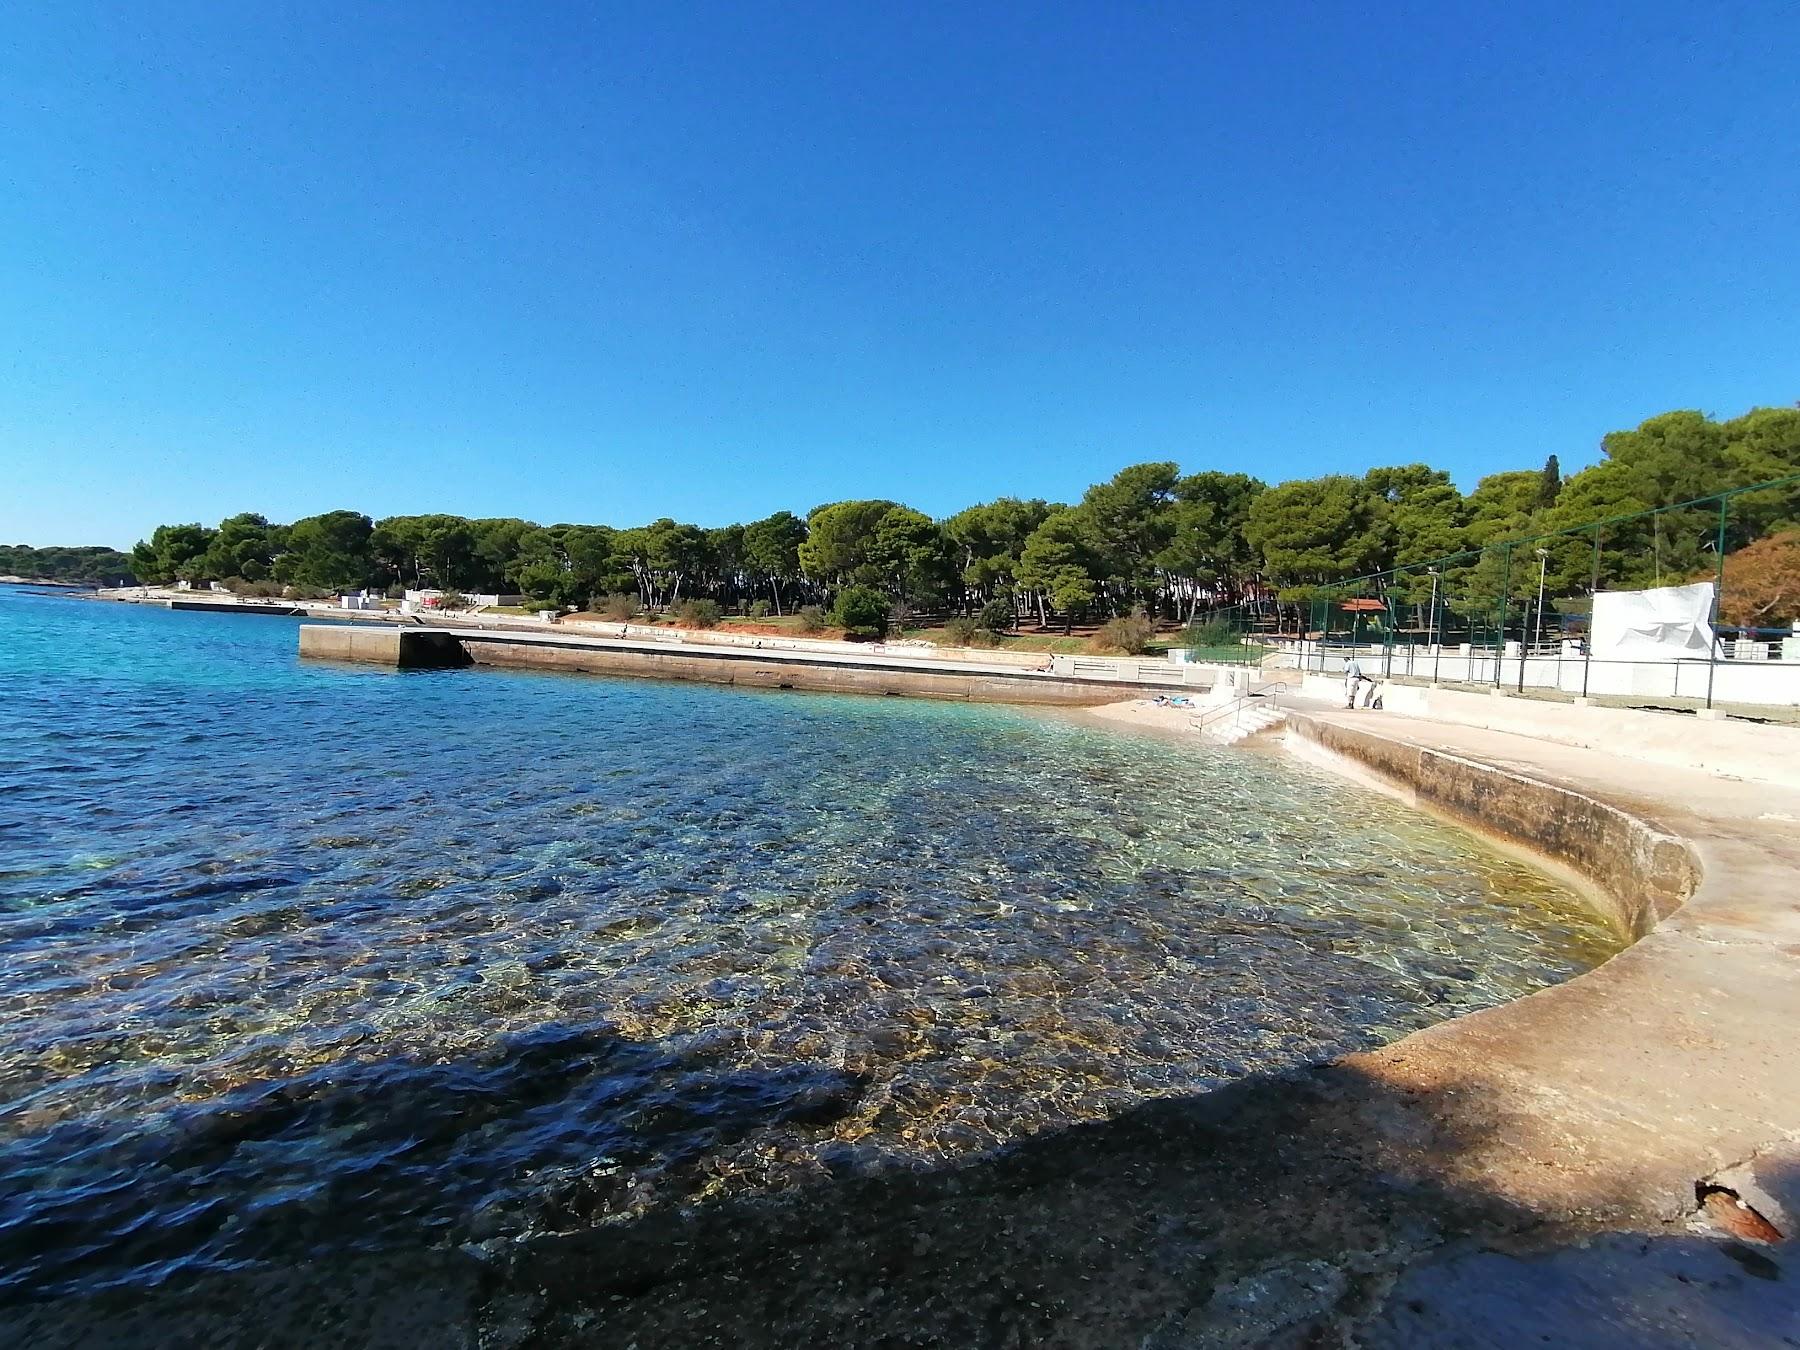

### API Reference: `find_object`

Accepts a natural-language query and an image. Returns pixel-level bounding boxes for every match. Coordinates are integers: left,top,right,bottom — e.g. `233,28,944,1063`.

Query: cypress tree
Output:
1537,454,1562,508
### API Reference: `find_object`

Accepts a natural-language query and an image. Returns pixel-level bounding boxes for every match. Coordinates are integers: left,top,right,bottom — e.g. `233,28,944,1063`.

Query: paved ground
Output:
1387,674,1800,727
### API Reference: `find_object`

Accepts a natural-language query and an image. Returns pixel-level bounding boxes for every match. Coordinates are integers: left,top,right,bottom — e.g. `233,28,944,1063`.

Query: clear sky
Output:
3,3,1796,548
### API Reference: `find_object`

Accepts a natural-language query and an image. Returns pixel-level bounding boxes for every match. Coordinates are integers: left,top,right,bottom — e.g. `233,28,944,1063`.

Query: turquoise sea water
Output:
0,586,1619,1295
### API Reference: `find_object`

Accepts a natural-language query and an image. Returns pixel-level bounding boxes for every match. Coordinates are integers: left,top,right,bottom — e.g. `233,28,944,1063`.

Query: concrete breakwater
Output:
297,623,1205,705
159,598,309,617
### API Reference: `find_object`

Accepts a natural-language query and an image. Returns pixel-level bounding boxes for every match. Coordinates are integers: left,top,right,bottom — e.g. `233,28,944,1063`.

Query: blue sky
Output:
3,2,1796,548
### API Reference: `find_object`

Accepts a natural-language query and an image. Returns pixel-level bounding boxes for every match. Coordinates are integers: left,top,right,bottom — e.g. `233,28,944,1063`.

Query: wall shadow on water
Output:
0,1021,864,1310
1,1046,1792,1349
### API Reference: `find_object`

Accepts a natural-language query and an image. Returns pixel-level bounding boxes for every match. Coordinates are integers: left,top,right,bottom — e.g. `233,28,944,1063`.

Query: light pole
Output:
1533,548,1550,650
1427,567,1441,685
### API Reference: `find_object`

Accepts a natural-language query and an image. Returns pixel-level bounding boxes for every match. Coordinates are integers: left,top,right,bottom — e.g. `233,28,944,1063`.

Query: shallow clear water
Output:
0,585,1620,1294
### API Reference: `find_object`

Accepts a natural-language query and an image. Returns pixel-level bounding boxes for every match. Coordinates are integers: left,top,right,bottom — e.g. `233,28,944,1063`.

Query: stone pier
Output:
296,624,1197,706
297,625,471,669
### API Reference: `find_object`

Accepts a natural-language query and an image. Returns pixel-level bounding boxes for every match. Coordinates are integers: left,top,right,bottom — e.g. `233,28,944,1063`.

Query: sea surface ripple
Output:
0,586,1620,1295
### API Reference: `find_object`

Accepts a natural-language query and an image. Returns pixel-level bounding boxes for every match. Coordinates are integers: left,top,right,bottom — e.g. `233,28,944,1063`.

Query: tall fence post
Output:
1705,498,1727,711
1494,542,1512,688
1382,583,1395,680
1581,526,1599,700
1517,564,1530,697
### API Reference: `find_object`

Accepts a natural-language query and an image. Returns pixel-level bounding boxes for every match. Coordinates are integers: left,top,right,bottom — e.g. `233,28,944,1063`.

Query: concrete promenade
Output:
1294,670,1800,789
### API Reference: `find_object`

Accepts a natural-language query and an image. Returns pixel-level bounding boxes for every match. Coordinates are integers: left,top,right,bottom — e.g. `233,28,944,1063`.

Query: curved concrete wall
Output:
1286,712,1700,939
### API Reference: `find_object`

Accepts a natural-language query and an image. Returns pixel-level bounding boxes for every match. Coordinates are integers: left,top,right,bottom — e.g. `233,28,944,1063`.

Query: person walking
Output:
1344,657,1375,709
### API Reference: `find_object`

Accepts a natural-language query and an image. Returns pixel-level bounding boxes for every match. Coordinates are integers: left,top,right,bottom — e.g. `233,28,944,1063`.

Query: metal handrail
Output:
1190,681,1283,733
1190,699,1244,732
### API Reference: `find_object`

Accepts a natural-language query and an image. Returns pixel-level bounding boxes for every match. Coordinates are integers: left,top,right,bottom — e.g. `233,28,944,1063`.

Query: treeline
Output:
126,405,1799,627
0,544,136,585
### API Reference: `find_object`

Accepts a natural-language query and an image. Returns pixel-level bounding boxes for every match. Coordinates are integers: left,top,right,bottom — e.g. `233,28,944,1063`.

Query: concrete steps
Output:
1194,700,1289,745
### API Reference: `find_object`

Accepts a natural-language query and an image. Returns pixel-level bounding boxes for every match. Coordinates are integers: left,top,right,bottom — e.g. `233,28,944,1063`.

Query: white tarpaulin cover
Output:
1589,582,1715,662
